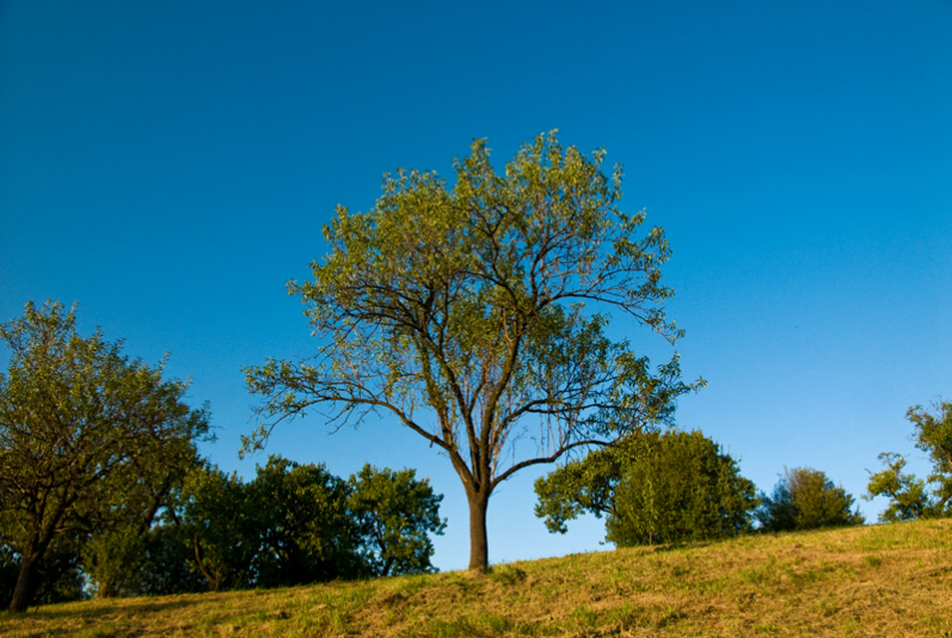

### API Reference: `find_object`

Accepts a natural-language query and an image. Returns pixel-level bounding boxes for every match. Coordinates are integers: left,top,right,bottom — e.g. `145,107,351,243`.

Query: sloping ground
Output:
3,518,951,637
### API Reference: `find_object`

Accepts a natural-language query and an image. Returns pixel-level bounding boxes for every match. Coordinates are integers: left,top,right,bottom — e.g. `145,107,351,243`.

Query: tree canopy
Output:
866,400,952,522
169,456,445,592
348,464,445,577
245,132,702,570
756,468,864,532
0,301,210,612
535,430,757,546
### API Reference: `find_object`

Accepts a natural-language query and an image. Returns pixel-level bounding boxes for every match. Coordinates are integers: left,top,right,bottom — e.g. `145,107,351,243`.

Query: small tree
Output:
245,132,702,570
866,400,952,521
0,301,210,612
756,468,863,532
348,464,446,576
535,430,757,546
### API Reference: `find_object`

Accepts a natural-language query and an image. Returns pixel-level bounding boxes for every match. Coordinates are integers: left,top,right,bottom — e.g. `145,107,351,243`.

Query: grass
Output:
3,518,952,637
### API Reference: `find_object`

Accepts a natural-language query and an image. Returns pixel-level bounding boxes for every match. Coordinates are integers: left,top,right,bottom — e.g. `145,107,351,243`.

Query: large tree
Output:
0,301,210,611
245,132,701,570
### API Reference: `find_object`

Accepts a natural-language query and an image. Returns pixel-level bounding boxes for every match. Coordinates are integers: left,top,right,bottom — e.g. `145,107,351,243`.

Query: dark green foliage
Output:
131,525,207,596
172,456,446,591
756,468,864,532
246,457,363,587
348,464,446,576
535,430,757,546
175,464,256,591
0,538,16,608
0,301,210,611
866,401,952,522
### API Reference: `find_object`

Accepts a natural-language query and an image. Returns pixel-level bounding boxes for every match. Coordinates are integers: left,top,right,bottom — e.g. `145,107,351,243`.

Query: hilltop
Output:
3,518,951,637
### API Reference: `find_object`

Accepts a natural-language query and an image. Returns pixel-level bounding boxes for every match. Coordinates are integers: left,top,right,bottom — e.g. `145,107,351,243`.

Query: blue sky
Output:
2,0,950,571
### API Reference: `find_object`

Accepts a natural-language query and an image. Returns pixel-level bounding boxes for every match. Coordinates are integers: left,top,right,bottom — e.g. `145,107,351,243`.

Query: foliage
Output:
131,524,207,596
171,456,446,591
245,132,703,570
175,463,256,591
756,468,864,532
348,464,446,576
0,531,86,610
865,453,936,522
535,430,757,546
81,528,149,599
866,400,952,522
0,301,210,611
245,456,363,587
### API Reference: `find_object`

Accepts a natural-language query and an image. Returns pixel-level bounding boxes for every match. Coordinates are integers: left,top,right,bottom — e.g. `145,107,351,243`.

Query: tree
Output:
172,457,446,590
245,132,702,570
245,456,363,587
756,468,863,532
348,464,446,576
865,453,935,522
866,400,952,521
174,463,255,591
534,430,757,546
0,301,210,611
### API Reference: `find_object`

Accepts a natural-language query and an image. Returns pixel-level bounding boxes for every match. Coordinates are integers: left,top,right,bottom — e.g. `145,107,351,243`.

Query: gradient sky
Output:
2,1,950,571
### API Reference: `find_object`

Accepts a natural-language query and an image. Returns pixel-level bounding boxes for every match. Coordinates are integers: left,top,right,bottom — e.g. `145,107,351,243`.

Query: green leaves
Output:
348,464,446,577
535,430,757,546
246,132,699,569
0,300,210,610
171,457,446,590
757,468,864,532
866,400,952,522
865,453,934,523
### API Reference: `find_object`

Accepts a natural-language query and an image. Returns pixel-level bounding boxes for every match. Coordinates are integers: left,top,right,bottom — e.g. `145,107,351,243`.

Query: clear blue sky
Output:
2,0,950,571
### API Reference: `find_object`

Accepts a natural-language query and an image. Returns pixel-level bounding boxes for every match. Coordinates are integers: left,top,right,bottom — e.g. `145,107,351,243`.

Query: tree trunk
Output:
467,493,490,571
9,551,39,613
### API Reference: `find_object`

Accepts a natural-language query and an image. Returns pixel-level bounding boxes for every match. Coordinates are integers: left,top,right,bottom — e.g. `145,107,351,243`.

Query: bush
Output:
756,467,863,532
536,430,758,546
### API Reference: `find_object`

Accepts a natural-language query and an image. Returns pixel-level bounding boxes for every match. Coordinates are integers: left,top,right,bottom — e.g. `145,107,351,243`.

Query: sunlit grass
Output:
3,518,952,637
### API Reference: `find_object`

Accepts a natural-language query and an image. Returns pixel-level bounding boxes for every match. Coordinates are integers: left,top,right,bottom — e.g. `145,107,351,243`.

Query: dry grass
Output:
3,518,952,637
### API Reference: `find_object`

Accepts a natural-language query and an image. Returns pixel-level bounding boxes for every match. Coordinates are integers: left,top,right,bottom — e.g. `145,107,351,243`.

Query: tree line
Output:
0,302,444,612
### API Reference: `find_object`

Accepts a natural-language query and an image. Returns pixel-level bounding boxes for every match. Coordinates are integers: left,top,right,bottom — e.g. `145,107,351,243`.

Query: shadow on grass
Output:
10,595,214,621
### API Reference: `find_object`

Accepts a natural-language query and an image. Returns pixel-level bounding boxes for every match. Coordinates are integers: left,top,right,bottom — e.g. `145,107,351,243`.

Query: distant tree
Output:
535,430,757,546
0,301,210,612
866,400,952,522
172,457,447,590
245,131,703,571
865,453,935,522
81,441,206,598
130,524,206,596
756,468,863,532
246,456,363,587
174,463,256,591
348,464,446,576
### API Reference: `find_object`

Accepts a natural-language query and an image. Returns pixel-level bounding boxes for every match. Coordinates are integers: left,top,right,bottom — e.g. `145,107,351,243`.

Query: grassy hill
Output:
3,518,951,637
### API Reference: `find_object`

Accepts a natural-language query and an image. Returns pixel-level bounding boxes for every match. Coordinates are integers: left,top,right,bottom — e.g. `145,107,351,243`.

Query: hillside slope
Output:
2,518,951,637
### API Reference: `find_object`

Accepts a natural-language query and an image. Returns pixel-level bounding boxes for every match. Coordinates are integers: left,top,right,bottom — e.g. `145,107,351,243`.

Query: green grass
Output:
3,518,952,637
